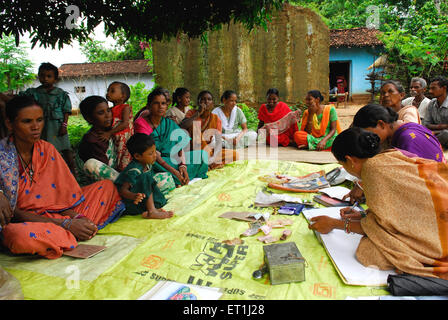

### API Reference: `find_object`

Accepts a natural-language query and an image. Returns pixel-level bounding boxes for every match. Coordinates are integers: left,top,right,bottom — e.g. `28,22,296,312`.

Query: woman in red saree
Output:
0,96,125,259
257,88,298,147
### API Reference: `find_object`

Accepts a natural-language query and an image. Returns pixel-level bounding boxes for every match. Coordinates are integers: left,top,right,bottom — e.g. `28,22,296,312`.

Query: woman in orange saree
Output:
0,96,125,259
310,127,448,279
293,90,342,151
181,91,238,169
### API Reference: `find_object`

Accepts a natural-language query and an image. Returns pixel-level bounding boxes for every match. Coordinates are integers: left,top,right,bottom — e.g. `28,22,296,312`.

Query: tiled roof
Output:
330,27,383,48
59,59,152,78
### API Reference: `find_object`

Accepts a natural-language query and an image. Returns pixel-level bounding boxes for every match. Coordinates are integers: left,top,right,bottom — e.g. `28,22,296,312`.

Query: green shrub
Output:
68,115,90,149
238,103,258,131
128,81,160,116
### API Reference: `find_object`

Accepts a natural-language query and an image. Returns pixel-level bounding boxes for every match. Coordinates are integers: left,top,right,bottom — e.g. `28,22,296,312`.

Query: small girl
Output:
212,90,257,149
103,81,134,171
165,87,191,124
115,133,174,219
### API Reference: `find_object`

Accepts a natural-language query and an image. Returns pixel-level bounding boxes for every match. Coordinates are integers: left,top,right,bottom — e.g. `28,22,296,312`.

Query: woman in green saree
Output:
134,88,209,186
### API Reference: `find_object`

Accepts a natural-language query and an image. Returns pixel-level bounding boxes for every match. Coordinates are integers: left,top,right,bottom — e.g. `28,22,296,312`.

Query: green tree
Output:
1,0,286,49
80,30,146,63
291,0,448,86
0,35,35,92
128,82,155,116
379,1,448,86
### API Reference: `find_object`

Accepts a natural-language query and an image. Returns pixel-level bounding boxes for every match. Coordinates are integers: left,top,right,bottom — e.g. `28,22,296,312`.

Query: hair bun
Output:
358,131,381,156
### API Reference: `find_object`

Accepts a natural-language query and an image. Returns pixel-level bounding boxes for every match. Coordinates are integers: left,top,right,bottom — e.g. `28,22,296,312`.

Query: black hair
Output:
126,133,155,157
5,96,42,121
197,90,214,105
430,76,448,89
108,81,131,102
79,95,108,121
38,62,59,79
146,87,169,106
172,87,190,107
352,104,398,128
381,80,405,93
332,127,381,162
307,90,324,102
266,88,280,97
133,87,170,121
220,90,237,103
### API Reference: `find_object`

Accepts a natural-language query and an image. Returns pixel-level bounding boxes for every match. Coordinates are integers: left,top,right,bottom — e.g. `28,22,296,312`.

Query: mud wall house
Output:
152,4,330,109
28,60,154,110
329,28,384,104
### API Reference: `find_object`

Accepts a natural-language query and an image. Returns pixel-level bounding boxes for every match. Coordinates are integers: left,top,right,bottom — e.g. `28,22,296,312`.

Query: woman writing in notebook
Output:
309,127,448,279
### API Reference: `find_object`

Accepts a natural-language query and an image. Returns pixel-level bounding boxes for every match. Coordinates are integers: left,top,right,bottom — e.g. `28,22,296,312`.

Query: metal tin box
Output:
263,242,306,285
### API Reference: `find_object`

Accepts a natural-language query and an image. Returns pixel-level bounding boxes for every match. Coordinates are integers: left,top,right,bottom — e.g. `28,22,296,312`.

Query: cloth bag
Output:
388,274,448,296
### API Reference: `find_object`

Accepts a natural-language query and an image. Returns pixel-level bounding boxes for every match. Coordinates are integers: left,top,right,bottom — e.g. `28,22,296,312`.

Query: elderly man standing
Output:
402,77,431,122
423,76,448,148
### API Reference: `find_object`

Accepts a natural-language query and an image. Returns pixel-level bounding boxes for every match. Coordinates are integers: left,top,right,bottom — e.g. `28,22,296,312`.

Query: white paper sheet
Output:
138,281,223,300
254,191,303,205
303,207,396,286
318,186,351,201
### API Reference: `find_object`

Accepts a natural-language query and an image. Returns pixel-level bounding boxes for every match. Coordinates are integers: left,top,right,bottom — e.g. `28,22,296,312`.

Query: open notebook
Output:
303,207,396,286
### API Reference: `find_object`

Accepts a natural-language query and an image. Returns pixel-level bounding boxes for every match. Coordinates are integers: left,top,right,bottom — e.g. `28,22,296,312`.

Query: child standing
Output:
115,133,174,219
165,87,191,124
103,81,134,171
18,62,76,175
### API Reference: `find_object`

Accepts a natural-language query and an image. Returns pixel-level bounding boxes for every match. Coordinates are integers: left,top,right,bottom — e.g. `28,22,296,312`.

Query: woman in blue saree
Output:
134,87,209,186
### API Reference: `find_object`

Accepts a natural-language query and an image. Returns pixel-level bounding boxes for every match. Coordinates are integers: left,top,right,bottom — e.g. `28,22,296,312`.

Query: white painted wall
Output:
26,73,155,110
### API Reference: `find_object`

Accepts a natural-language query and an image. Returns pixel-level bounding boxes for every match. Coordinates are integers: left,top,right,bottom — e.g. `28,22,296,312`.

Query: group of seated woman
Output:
0,78,440,272
258,88,342,151
307,79,448,280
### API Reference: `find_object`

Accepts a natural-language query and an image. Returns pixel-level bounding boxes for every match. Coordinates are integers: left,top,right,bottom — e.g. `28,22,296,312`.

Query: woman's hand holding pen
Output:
340,202,362,220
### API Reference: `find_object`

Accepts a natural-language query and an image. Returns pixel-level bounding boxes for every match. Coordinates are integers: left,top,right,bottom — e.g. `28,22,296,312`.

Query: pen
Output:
349,201,359,214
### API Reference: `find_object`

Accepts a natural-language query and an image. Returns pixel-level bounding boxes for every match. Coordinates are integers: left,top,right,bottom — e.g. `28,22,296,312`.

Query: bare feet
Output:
142,209,174,219
209,163,225,170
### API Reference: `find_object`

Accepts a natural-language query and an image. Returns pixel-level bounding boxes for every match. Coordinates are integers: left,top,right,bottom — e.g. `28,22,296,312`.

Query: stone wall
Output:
153,4,329,109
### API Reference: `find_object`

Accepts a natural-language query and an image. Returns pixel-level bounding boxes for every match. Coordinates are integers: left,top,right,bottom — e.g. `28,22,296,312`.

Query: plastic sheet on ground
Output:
0,160,390,300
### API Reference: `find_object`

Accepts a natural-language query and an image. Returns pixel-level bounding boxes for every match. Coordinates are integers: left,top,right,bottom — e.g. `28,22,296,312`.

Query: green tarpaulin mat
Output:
0,159,390,300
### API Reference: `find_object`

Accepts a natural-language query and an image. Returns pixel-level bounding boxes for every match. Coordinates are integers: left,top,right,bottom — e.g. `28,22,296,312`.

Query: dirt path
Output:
334,103,363,130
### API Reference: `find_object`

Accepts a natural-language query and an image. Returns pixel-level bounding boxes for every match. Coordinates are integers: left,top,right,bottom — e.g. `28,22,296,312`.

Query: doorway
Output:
329,61,351,99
